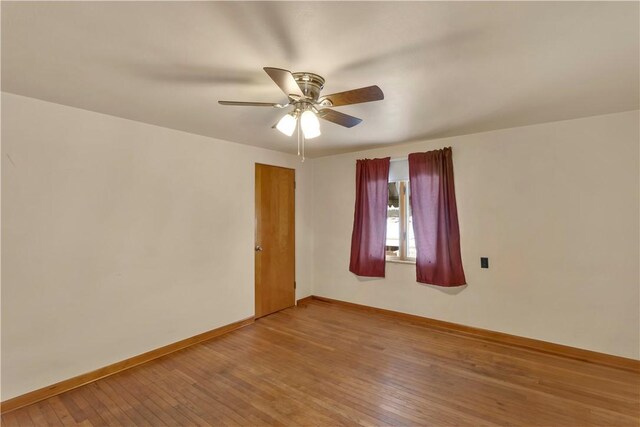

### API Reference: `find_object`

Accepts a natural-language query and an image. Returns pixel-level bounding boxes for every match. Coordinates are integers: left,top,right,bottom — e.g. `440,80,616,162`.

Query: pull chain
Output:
297,119,301,156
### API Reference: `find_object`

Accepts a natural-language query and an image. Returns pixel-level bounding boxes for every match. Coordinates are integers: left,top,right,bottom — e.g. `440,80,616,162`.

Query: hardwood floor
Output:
3,299,639,426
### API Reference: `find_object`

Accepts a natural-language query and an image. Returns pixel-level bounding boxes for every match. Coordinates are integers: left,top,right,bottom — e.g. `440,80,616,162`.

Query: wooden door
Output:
255,163,295,318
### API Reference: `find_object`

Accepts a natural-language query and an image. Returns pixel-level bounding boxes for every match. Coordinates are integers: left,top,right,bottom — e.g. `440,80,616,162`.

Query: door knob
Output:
255,245,263,252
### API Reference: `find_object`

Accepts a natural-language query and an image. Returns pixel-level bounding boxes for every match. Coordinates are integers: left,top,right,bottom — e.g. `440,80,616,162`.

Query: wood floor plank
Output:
66,387,112,426
10,408,33,427
47,397,79,427
221,324,514,425
3,300,639,426
34,401,65,426
25,403,48,426
82,382,136,426
96,378,155,426
105,373,168,426
228,324,536,423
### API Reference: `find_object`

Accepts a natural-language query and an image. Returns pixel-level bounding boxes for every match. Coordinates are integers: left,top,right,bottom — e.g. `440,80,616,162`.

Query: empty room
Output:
1,1,639,426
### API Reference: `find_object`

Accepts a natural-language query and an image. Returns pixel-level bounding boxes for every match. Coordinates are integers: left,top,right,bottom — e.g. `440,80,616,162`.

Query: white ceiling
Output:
2,1,638,157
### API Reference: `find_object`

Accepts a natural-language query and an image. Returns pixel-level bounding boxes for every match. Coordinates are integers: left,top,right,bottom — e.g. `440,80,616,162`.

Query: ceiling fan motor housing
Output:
292,72,325,101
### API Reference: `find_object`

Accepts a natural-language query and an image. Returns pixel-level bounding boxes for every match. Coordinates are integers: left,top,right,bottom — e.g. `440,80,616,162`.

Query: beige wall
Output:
1,93,314,400
2,92,638,401
312,110,639,359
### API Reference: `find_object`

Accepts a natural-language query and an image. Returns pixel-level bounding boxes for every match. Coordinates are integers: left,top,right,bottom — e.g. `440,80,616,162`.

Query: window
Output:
386,180,416,262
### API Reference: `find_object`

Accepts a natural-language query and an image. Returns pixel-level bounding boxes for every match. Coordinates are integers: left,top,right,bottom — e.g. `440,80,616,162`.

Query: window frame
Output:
386,180,416,263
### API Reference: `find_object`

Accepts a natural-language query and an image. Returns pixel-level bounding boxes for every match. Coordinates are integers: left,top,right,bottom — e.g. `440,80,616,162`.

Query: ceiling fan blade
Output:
318,109,362,128
263,67,305,99
218,100,287,108
319,85,384,107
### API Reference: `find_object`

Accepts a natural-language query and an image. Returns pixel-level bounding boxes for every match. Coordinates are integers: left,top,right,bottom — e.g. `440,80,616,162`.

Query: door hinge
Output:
294,281,297,289
294,181,296,190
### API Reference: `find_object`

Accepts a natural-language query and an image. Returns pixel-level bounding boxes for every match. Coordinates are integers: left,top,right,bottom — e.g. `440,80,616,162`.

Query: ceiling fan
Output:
218,67,384,158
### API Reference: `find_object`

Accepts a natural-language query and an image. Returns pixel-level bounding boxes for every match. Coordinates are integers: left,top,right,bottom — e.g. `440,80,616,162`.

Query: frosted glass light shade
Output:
302,125,321,139
300,110,321,139
276,113,296,136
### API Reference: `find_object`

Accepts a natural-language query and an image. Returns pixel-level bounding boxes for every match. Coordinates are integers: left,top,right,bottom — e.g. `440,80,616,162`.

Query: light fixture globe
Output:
276,113,297,136
300,110,321,139
302,125,321,139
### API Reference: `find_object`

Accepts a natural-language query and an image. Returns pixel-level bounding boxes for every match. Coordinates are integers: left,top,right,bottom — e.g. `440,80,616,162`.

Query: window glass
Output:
407,186,417,259
386,178,415,262
386,182,400,258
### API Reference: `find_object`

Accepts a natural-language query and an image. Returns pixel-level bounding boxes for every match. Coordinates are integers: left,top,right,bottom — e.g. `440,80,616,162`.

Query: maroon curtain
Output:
408,148,466,286
349,157,391,277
